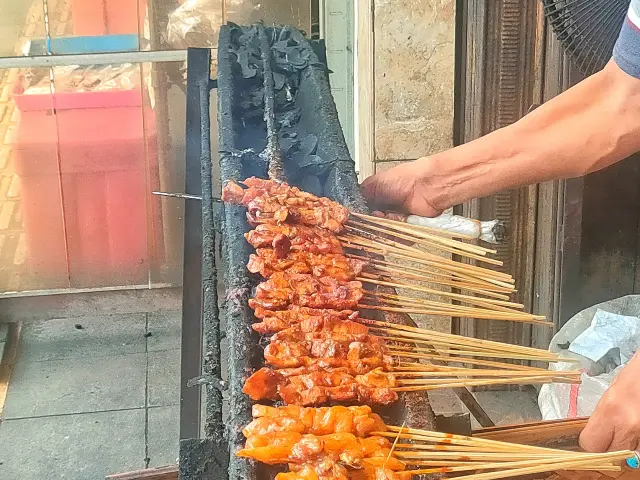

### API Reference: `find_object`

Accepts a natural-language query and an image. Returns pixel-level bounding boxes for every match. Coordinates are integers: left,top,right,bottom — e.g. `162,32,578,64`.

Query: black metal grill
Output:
178,24,448,480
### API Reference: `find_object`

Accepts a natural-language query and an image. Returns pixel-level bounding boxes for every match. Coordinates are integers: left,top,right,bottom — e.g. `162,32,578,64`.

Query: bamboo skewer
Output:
343,228,511,281
387,344,561,362
392,375,576,391
361,291,538,321
339,232,514,282
361,304,552,326
425,452,633,480
405,457,622,475
346,221,502,265
392,369,581,378
380,334,560,361
366,266,511,300
343,241,517,289
363,319,560,357
352,253,516,293
350,211,481,244
360,278,525,310
364,294,530,321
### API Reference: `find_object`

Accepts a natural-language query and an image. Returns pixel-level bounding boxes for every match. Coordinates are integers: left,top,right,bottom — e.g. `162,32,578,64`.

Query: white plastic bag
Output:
538,295,640,420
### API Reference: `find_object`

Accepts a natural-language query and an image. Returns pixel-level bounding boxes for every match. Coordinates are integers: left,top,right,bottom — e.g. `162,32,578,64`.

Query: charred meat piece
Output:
222,177,350,232
245,223,344,256
252,306,358,335
263,334,392,372
242,367,398,406
249,272,363,311
237,431,405,471
246,405,387,438
248,248,368,281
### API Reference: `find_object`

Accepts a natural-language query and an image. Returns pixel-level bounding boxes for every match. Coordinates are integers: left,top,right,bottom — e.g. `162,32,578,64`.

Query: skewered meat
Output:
222,177,350,232
245,223,344,256
247,405,387,438
276,460,349,480
249,272,363,311
237,431,405,471
248,248,368,281
263,335,392,372
242,367,398,406
272,319,370,342
252,306,359,335
275,462,412,480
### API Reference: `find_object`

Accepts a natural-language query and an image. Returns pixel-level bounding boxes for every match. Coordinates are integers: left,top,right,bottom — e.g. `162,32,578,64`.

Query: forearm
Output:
424,60,640,211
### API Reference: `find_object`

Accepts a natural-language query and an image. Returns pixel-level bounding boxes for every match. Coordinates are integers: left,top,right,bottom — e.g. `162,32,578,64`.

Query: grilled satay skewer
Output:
239,405,636,480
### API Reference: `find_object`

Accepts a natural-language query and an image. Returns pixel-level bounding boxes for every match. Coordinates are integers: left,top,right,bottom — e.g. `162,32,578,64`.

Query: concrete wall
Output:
372,0,456,332
374,0,455,166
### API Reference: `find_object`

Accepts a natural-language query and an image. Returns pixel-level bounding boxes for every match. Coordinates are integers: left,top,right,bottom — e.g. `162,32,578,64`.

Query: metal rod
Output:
258,25,285,181
0,49,189,69
198,47,224,438
179,48,206,441
152,191,203,201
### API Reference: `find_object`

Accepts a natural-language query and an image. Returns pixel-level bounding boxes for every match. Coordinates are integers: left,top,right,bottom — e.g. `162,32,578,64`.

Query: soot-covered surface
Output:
216,23,435,480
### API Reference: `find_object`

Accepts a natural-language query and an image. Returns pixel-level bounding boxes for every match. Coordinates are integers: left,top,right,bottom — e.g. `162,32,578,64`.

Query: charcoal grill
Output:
178,24,493,480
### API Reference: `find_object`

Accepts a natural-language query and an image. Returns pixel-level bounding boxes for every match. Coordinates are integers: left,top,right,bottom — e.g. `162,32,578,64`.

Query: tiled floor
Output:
0,311,181,480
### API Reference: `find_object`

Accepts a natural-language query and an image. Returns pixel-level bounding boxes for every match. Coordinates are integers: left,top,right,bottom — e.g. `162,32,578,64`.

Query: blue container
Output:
27,34,138,56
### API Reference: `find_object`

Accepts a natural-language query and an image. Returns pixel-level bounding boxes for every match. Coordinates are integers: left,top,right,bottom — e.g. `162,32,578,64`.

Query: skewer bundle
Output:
221,177,577,406
218,176,622,479
237,405,635,480
224,177,548,324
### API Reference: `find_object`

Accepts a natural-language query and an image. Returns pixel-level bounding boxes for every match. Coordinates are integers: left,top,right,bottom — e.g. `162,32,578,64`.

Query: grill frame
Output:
179,25,487,480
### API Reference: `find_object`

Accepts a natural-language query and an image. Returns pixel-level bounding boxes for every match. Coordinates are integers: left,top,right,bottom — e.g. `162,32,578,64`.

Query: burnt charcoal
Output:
289,152,332,177
236,48,258,78
276,108,301,128
273,71,286,90
279,136,299,155
297,175,323,197
299,134,318,155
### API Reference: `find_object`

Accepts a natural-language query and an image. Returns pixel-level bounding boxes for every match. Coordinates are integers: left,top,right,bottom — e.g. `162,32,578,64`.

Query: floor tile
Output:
3,353,146,419
147,405,179,467
16,314,146,362
147,311,181,353
148,349,180,407
0,408,145,480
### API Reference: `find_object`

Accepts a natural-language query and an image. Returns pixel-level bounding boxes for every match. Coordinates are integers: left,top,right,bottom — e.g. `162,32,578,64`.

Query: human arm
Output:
579,352,640,452
361,5,640,217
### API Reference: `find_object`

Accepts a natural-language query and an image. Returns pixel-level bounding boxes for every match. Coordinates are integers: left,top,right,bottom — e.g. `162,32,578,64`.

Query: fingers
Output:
360,162,443,217
580,413,615,453
360,171,410,212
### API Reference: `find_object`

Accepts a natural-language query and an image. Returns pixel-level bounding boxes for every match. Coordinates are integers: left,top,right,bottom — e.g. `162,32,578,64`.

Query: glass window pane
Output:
0,1,47,58
0,67,69,293
50,0,141,41
141,61,187,286
50,62,150,288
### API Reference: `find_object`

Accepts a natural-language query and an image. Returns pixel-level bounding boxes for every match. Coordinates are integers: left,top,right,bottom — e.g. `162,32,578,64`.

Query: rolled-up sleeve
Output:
614,0,640,78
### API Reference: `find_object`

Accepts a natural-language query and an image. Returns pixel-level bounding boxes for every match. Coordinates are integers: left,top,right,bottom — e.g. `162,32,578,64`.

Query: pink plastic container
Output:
69,0,141,36
12,80,161,288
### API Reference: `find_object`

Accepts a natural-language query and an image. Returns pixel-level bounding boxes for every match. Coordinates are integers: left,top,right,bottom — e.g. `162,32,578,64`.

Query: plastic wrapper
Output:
23,64,139,95
538,295,640,420
405,214,501,243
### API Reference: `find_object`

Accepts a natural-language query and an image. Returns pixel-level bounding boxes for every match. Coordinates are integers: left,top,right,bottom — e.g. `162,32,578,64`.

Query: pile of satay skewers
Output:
220,177,635,479
237,405,635,480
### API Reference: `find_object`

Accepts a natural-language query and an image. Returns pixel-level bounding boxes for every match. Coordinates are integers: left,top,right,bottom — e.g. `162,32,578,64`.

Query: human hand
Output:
579,352,640,452
360,159,444,218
